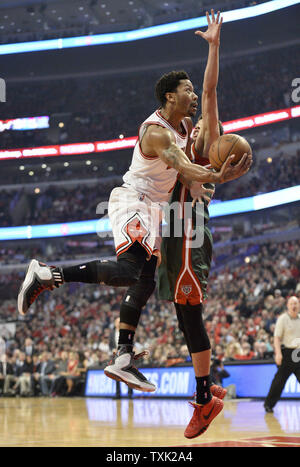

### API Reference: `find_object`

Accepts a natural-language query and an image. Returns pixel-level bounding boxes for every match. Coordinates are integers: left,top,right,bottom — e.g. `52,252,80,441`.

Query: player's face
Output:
192,119,202,141
175,80,198,117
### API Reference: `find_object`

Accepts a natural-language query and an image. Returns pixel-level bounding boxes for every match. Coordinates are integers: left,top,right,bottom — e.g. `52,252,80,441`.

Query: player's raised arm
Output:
146,124,251,184
194,9,223,156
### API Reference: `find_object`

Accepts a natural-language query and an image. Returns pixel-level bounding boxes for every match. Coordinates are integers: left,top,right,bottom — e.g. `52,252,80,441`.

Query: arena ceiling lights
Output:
0,0,298,55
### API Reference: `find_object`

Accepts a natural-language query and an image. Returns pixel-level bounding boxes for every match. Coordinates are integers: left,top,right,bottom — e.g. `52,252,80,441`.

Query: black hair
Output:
155,70,190,107
197,114,224,136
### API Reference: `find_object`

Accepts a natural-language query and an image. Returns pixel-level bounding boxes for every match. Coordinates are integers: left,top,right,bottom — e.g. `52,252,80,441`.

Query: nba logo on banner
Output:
0,78,6,102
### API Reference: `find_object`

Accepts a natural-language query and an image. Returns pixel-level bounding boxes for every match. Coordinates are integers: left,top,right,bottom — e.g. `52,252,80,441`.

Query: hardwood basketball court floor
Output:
0,397,299,447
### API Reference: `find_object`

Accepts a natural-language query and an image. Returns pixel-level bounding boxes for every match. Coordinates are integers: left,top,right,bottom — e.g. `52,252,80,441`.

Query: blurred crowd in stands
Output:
0,238,113,267
0,238,299,397
0,179,119,227
0,147,299,228
2,45,298,149
215,148,300,200
1,195,299,270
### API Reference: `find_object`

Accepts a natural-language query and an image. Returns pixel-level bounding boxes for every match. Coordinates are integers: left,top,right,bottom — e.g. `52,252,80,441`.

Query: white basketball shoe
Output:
18,259,63,316
104,347,156,393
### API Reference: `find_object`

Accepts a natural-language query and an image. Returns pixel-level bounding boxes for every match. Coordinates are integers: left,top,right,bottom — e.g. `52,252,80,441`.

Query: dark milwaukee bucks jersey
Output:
158,172,214,305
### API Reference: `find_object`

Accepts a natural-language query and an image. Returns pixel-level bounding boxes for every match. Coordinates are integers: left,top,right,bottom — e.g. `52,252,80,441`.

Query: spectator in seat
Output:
224,341,243,361
234,342,255,360
213,344,225,362
273,289,285,314
50,351,69,397
24,337,34,357
38,352,56,396
4,351,25,395
0,354,14,395
64,352,81,396
14,354,34,396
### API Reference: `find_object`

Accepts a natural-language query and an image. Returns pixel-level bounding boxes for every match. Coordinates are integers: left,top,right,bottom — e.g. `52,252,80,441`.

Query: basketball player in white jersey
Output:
18,10,252,393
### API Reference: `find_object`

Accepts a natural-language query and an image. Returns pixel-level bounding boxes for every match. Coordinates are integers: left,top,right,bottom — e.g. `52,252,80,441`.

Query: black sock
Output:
196,375,212,405
52,267,64,287
118,329,135,354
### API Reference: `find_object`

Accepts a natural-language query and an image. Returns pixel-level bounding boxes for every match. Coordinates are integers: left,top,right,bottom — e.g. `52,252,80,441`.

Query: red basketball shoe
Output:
210,384,227,400
184,396,224,439
192,385,227,402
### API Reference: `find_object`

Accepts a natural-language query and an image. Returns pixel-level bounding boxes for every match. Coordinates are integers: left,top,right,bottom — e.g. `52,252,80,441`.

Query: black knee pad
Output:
177,303,211,353
123,278,156,310
119,279,155,328
121,253,157,309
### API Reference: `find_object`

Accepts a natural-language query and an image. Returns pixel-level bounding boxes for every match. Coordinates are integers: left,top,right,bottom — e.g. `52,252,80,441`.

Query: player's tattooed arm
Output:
146,125,220,183
143,124,251,184
178,173,193,189
161,143,192,171
161,142,220,184
160,140,252,184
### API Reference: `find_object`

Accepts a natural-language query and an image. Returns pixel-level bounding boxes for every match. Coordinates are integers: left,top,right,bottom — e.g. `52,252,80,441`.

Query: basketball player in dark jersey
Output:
158,10,228,438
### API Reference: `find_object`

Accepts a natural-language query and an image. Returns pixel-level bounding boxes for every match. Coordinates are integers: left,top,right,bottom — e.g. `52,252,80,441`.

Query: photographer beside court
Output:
210,358,230,387
264,296,300,413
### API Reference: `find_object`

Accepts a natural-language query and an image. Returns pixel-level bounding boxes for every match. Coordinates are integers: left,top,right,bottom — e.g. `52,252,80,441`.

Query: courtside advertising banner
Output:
85,364,300,398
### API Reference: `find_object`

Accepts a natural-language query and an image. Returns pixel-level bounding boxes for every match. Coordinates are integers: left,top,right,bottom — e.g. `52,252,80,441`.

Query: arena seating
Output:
0,238,299,397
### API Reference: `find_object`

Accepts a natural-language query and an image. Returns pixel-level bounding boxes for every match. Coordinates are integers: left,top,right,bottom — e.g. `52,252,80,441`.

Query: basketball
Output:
208,134,252,170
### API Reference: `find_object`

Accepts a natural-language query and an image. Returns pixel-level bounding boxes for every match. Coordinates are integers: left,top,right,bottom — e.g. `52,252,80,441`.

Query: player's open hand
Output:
218,153,253,183
190,182,215,207
195,10,223,45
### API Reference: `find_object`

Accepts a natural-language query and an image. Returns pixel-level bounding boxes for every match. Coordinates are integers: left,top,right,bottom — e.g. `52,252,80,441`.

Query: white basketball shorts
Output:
108,186,163,257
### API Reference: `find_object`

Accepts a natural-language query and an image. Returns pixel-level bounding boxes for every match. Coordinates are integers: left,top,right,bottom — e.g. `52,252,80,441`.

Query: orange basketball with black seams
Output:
208,134,252,171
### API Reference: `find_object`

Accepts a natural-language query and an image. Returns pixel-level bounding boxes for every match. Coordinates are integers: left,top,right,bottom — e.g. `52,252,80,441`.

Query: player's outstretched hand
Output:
218,153,253,184
195,9,223,45
190,182,215,207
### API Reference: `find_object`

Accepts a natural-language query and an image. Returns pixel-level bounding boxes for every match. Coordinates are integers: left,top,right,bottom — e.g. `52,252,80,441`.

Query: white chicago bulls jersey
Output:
123,109,189,203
